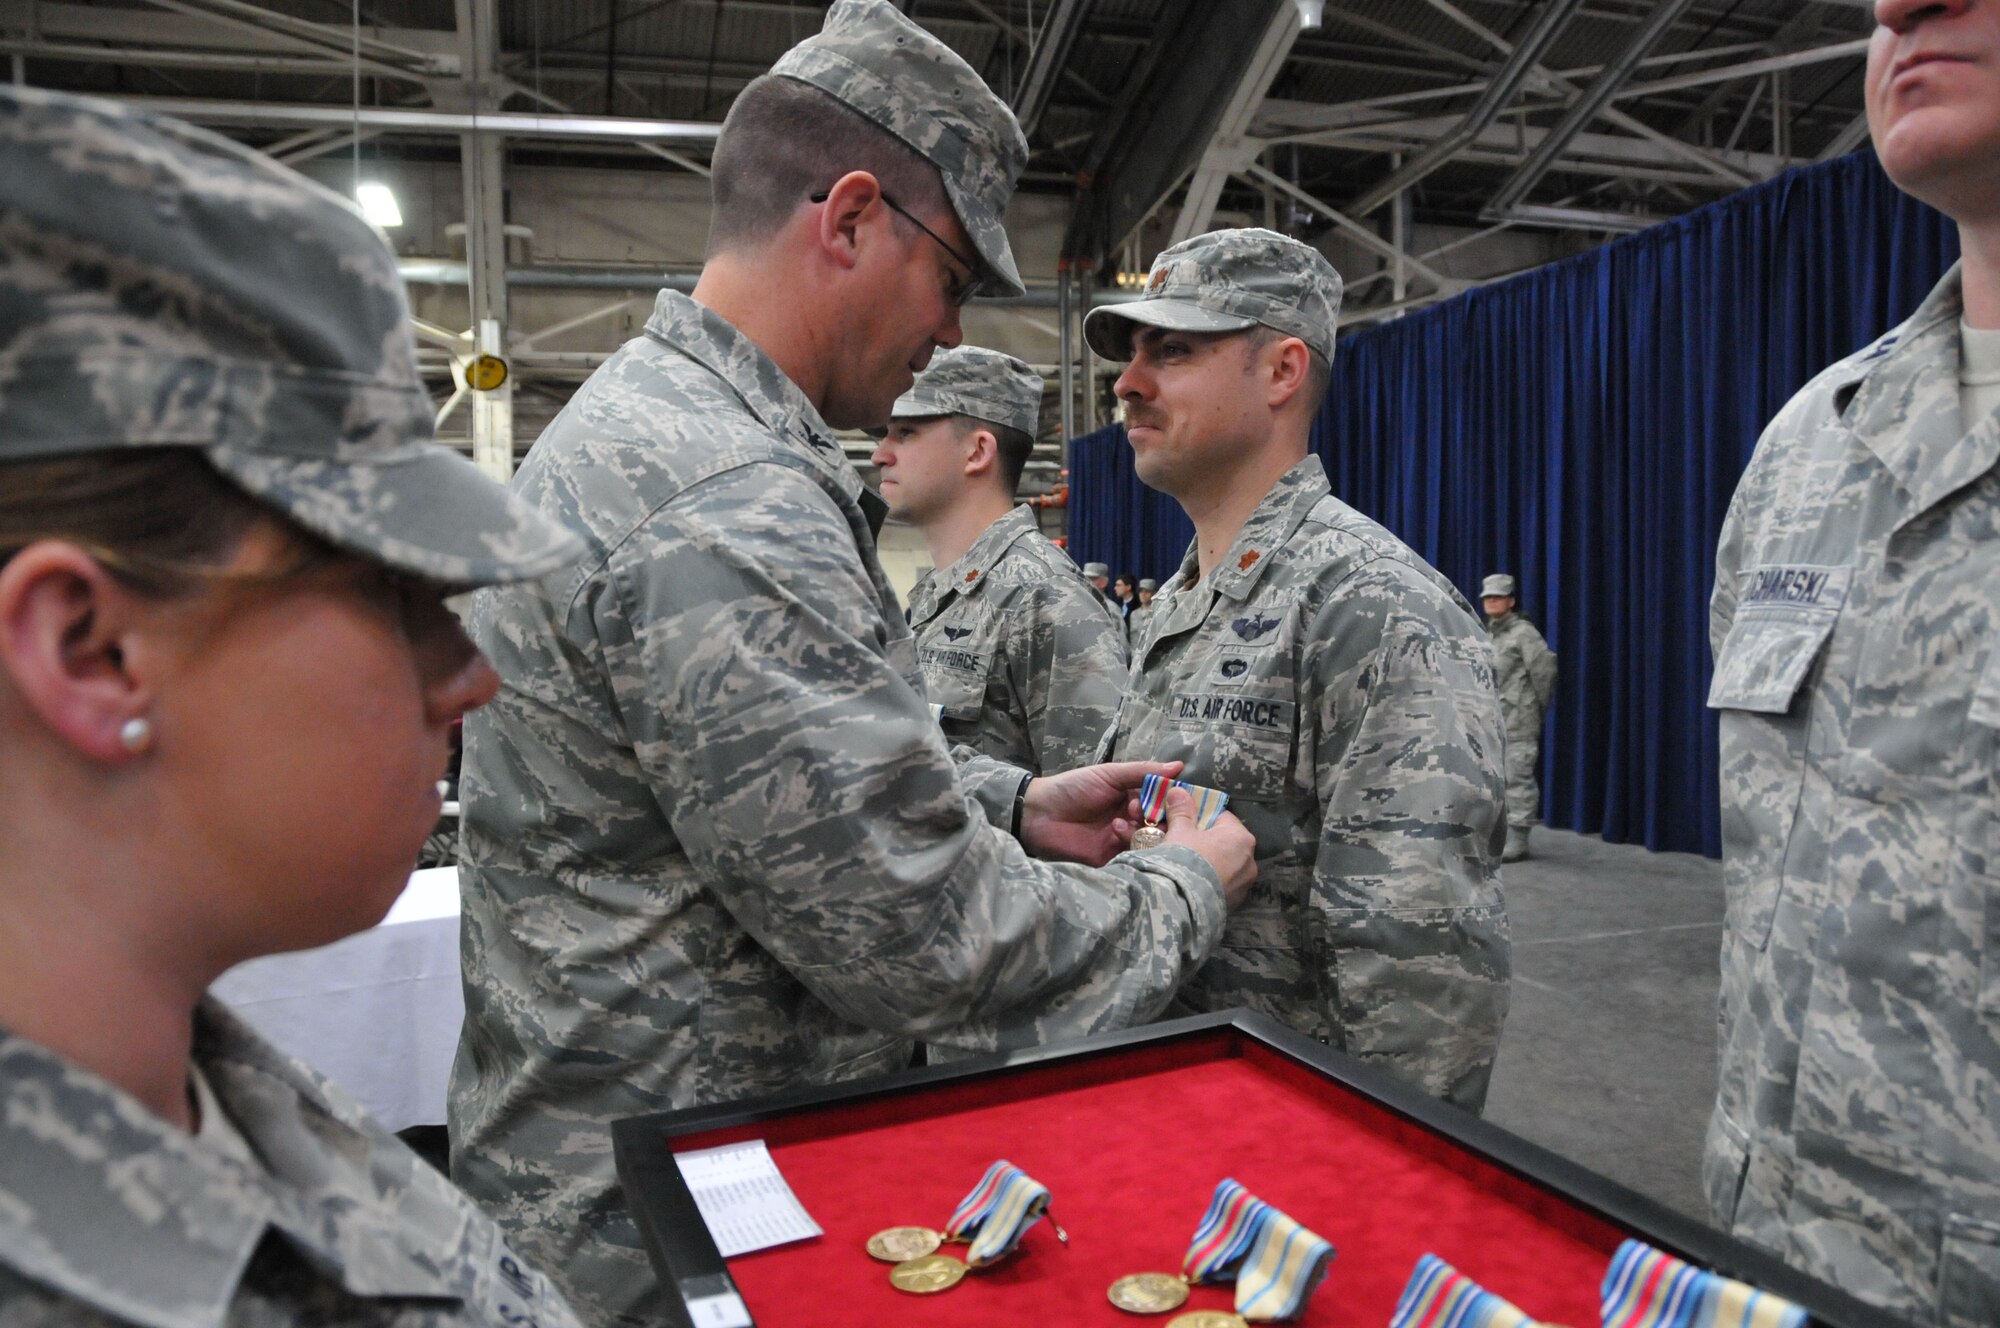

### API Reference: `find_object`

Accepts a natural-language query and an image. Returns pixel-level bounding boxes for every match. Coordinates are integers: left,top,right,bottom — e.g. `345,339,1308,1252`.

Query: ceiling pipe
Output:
397,260,1144,307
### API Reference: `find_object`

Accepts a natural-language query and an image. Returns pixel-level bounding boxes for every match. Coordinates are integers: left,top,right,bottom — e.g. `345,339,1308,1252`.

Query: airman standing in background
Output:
876,346,1126,774
1478,573,1557,863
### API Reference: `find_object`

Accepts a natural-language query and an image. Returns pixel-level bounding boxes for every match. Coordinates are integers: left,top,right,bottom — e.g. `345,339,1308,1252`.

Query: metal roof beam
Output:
1619,37,1869,100
1416,0,1754,187
1170,3,1303,243
1269,109,1792,180
0,39,374,76
139,0,454,75
1009,0,1092,139
110,98,722,143
1240,162,1452,291
1346,0,1589,218
956,0,1112,108
1816,112,1871,160
1486,0,1700,215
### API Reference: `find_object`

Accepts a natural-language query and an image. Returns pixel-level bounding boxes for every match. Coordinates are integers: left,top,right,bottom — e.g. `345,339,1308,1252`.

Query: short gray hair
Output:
707,75,953,257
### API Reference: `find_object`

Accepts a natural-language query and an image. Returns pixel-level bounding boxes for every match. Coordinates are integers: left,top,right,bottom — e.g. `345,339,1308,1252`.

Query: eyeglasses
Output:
811,189,985,306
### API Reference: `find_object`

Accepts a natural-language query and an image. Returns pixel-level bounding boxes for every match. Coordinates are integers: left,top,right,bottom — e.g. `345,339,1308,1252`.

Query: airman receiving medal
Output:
1087,229,1510,1114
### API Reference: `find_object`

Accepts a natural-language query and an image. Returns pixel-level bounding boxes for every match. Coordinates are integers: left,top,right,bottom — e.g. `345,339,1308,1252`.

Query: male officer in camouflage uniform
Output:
875,346,1126,773
0,84,585,1328
1086,229,1511,1113
451,5,1256,1322
1478,573,1557,862
1704,1,2000,1322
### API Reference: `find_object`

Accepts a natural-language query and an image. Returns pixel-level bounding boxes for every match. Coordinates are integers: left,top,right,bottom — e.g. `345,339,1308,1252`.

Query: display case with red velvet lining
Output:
612,1012,1907,1328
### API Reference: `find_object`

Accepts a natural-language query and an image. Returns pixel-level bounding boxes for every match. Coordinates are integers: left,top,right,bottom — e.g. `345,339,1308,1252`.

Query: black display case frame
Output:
612,1010,1913,1328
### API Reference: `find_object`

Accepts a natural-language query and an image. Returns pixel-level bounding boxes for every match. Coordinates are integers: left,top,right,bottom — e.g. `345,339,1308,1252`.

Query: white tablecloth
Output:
211,866,463,1132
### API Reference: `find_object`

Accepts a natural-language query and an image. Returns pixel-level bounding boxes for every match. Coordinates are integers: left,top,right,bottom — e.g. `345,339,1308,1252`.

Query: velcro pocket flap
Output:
1707,565,1850,714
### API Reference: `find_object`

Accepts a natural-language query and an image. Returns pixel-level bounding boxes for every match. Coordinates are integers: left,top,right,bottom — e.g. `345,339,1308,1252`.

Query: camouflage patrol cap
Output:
890,346,1042,436
1082,562,1109,579
0,85,583,588
1481,574,1517,598
1138,578,1157,591
771,0,1029,298
1085,228,1344,365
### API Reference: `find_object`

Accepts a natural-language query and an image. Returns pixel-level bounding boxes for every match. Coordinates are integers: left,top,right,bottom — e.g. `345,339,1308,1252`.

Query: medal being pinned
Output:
1131,773,1231,850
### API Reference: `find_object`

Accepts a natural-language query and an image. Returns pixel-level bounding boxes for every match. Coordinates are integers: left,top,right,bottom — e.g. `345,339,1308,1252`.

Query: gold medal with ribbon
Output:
1131,773,1230,850
1109,1179,1334,1324
871,1160,1065,1294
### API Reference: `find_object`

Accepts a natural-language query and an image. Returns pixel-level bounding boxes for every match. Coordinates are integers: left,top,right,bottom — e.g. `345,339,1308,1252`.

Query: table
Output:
614,1013,1907,1328
211,865,463,1132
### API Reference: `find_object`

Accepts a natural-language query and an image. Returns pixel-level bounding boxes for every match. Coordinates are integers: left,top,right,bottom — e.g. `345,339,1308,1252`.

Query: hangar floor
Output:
1484,828,1724,1224
405,829,1729,1229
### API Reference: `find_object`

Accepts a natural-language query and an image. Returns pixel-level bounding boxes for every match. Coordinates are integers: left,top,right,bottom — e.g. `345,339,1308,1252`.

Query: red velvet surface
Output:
671,1036,1628,1327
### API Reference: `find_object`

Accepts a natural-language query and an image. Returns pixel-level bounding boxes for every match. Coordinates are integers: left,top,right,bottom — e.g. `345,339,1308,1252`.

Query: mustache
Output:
1120,404,1166,430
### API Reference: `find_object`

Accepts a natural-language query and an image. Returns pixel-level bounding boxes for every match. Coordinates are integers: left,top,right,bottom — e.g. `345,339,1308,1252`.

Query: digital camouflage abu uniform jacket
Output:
1100,457,1512,1113
0,1000,578,1328
1707,264,2000,1327
450,292,1229,1325
909,504,1128,774
1486,611,1556,738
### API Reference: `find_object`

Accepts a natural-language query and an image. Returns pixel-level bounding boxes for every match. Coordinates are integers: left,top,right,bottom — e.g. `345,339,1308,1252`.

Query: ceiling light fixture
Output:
356,182,404,228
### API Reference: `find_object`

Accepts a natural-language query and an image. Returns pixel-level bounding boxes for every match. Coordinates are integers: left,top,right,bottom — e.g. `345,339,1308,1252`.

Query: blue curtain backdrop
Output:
1069,149,1958,857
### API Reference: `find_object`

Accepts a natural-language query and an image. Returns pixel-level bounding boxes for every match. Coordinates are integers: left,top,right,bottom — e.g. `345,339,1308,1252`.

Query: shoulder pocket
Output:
1707,564,1850,713
1706,564,1850,953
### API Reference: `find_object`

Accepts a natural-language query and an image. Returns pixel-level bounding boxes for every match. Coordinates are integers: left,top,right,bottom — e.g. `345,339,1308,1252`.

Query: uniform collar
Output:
643,290,888,538
1840,263,2000,524
908,505,1039,623
1193,456,1330,603
0,999,461,1328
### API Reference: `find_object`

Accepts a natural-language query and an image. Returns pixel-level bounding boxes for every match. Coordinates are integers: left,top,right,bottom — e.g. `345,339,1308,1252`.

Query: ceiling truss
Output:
0,0,1878,445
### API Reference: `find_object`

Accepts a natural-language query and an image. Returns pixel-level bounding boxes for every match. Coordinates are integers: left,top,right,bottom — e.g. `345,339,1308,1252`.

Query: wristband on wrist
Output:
1010,773,1033,838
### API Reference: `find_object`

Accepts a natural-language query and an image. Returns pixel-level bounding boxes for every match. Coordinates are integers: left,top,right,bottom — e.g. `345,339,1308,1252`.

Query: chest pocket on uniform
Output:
1169,634,1298,804
916,624,988,720
1706,563,1850,951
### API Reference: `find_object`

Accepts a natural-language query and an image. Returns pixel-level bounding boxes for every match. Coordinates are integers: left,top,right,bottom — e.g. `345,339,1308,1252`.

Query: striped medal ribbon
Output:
1232,1207,1335,1322
943,1160,1062,1268
1601,1240,1806,1328
1183,1179,1272,1284
1139,774,1233,831
1389,1254,1540,1328
1139,772,1172,828
1183,1179,1335,1322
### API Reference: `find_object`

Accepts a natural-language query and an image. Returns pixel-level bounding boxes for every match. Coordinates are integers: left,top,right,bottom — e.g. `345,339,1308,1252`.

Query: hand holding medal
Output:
1130,773,1231,850
867,1160,1066,1294
1109,1179,1335,1326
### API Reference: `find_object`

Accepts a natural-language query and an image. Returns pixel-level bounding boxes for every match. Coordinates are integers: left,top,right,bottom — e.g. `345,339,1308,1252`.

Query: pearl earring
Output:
119,716,154,755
